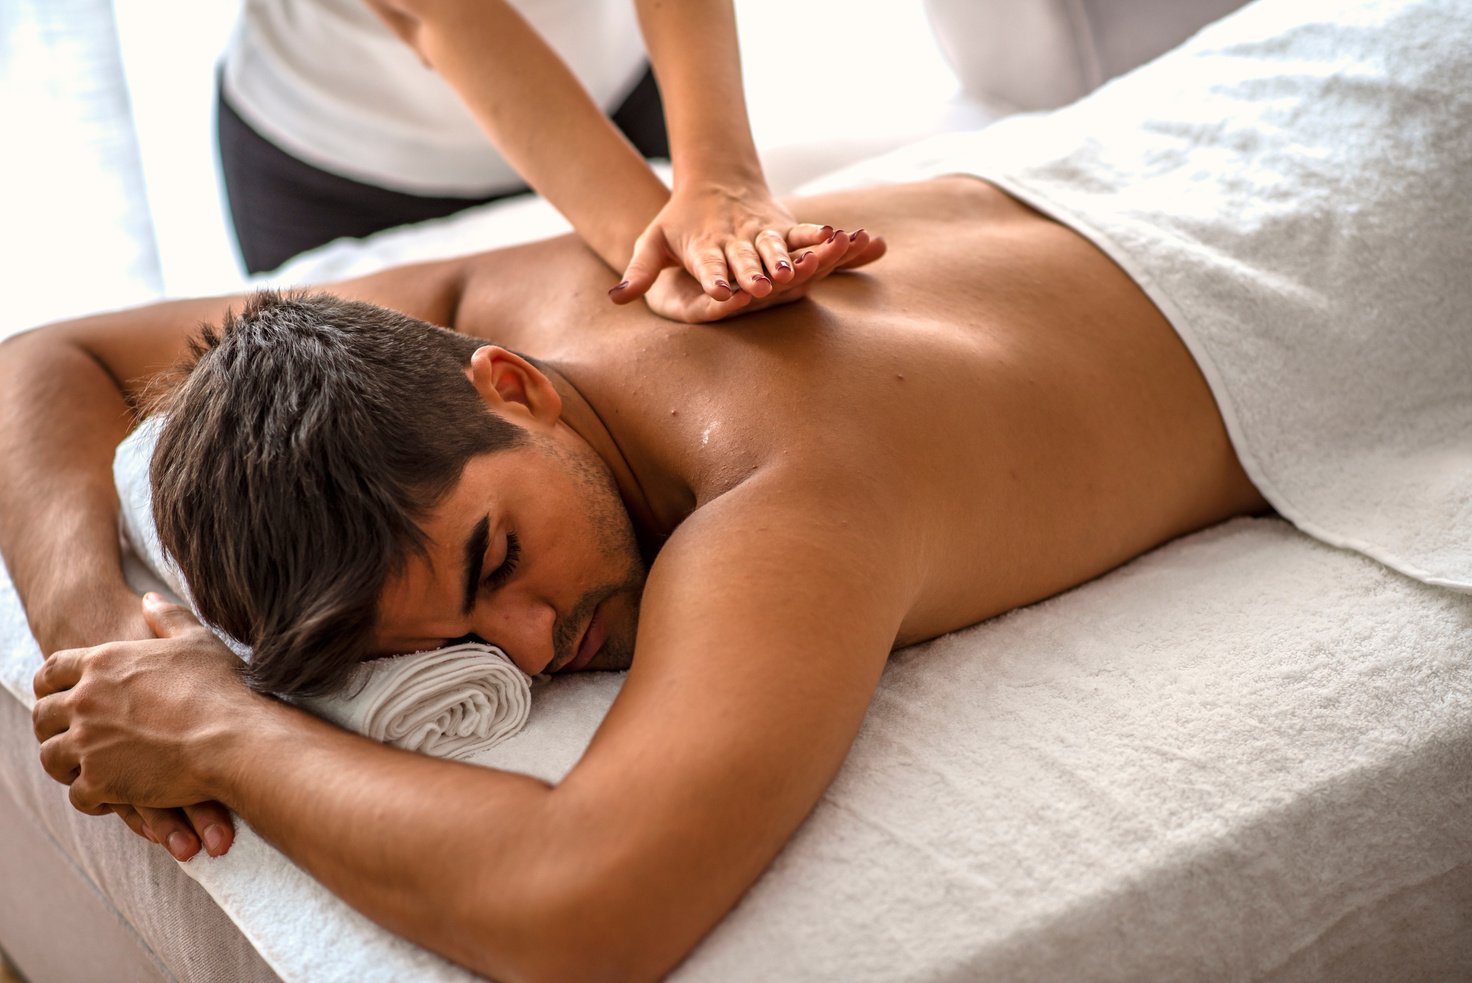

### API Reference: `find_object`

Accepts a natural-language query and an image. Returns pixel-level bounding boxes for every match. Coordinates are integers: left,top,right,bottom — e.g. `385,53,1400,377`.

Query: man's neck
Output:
542,364,685,556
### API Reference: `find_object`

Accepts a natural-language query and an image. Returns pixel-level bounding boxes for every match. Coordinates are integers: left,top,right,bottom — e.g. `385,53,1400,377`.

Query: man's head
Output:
149,290,644,697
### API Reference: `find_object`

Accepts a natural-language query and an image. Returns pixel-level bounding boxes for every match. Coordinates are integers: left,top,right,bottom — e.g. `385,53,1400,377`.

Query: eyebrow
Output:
461,515,491,615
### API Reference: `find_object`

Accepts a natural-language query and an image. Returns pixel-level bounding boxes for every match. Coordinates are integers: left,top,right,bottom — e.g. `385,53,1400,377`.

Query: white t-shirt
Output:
222,0,647,196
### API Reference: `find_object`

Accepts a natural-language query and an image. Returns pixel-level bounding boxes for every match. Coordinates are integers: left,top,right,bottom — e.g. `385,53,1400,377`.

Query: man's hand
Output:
624,226,887,324
32,594,252,860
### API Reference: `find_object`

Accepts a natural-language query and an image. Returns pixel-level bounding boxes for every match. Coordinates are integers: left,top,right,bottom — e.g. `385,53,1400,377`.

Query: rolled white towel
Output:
301,644,532,760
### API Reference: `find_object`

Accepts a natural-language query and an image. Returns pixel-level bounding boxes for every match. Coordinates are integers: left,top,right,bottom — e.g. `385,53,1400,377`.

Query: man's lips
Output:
560,601,607,674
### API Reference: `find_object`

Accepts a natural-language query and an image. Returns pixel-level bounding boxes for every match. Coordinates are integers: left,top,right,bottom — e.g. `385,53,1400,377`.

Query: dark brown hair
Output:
149,290,524,697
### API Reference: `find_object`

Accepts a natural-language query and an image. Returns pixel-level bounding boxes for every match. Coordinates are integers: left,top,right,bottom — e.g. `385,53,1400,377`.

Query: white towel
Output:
298,644,531,761
804,0,1472,592
112,418,532,758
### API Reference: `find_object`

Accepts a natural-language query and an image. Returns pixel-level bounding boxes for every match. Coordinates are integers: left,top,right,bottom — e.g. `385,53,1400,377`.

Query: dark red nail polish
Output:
753,274,770,285
714,279,732,292
777,260,792,272
799,252,814,262
607,280,629,296
849,229,866,241
821,225,833,237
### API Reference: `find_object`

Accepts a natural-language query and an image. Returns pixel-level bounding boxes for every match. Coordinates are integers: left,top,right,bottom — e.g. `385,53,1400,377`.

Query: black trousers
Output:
217,67,669,274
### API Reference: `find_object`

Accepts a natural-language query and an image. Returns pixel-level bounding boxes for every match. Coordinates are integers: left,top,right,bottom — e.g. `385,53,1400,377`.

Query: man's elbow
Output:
463,860,683,983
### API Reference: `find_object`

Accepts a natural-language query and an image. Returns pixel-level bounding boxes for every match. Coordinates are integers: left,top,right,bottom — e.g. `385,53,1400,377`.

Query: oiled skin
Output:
437,175,1264,645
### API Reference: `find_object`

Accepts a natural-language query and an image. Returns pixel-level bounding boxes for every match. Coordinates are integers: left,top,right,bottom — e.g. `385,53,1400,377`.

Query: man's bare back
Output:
7,176,1265,982
426,176,1264,646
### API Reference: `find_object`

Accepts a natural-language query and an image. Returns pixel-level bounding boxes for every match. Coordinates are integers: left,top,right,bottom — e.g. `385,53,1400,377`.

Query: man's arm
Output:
0,256,475,858
34,473,910,982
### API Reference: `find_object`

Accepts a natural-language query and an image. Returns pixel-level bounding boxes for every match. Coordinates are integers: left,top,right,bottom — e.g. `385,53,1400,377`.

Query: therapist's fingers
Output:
786,223,834,250
724,239,773,297
837,230,887,270
612,230,674,304
688,241,736,300
754,228,796,283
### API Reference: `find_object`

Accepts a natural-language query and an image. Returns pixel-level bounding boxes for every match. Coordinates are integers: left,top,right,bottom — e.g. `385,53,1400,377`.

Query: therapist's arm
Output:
364,0,844,314
612,0,830,301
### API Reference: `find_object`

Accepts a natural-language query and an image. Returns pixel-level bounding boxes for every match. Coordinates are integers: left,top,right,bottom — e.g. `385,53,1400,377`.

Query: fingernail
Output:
798,252,814,263
821,225,833,237
752,274,770,285
607,280,629,296
714,279,732,292
849,228,866,241
826,229,843,244
776,260,791,273
168,831,192,859
204,824,226,856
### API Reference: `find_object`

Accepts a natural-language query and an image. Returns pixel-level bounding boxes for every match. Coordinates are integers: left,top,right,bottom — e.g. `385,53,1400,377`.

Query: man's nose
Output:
471,589,558,675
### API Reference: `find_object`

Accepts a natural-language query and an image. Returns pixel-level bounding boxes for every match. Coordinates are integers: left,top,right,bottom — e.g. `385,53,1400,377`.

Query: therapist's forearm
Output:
634,0,765,189
373,0,670,270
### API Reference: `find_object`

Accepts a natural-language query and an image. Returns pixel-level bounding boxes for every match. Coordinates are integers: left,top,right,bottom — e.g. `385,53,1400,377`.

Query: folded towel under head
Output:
299,644,531,760
112,417,533,758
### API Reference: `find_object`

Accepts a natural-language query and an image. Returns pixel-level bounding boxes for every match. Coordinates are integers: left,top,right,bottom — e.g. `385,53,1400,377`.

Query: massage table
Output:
3,1,1469,979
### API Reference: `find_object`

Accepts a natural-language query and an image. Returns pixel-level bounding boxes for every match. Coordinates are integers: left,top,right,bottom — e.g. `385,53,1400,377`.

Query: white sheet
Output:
3,519,1468,981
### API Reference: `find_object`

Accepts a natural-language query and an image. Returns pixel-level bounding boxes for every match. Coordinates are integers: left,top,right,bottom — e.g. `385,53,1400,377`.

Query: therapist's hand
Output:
32,593,247,860
630,226,887,324
608,181,856,309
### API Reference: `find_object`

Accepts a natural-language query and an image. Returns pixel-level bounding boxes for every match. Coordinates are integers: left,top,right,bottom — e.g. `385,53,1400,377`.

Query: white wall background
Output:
0,1,972,339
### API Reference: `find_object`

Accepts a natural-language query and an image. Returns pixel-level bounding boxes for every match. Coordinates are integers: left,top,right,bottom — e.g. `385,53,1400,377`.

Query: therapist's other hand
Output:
633,227,886,324
32,593,248,860
609,182,853,308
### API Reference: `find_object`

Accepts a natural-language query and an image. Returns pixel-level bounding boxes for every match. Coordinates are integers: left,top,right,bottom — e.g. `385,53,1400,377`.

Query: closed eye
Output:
483,531,521,591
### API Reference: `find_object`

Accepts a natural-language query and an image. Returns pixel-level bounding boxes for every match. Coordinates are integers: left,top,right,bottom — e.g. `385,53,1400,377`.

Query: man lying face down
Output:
12,174,1269,981
150,293,649,696
16,1,1468,973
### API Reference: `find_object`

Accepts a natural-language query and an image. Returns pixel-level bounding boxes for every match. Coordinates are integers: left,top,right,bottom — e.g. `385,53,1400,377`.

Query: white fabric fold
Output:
111,418,531,758
299,645,531,761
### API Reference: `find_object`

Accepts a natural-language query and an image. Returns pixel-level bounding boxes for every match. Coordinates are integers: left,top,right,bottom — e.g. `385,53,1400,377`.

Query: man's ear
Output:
466,346,563,425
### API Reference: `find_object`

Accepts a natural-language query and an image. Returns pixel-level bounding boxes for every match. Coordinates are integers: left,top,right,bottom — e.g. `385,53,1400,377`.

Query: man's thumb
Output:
140,592,201,637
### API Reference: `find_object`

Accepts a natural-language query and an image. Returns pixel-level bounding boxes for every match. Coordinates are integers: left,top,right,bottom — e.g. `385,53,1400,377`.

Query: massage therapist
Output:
217,0,842,321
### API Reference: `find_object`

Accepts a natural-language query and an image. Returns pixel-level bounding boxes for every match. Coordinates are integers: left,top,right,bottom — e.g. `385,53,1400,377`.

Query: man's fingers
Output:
38,733,79,785
32,648,83,700
111,805,156,843
31,692,71,743
139,592,202,639
184,801,236,857
138,805,203,861
67,778,110,817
